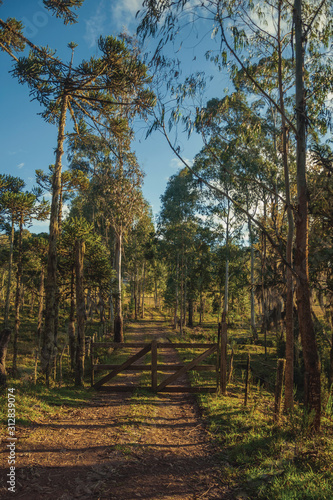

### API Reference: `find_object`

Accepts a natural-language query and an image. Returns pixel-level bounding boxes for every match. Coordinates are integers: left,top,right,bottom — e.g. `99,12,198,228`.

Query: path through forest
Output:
1,320,233,499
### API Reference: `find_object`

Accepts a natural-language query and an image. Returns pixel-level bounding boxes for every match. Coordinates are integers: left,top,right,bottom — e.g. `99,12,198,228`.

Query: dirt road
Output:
0,321,231,499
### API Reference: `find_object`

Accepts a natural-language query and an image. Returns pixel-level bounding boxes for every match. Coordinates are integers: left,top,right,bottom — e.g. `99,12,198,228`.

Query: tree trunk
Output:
199,290,203,325
12,218,23,375
277,0,294,412
183,258,187,327
134,265,138,320
180,252,184,335
188,298,193,327
154,275,158,308
224,200,230,317
174,253,179,329
75,239,85,386
68,264,76,370
37,264,45,349
260,198,268,356
248,217,257,340
41,92,68,385
294,0,321,430
114,232,123,342
4,217,15,328
142,261,145,318
0,328,11,387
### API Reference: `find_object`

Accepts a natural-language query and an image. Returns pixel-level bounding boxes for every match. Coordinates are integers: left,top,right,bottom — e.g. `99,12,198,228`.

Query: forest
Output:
0,0,333,499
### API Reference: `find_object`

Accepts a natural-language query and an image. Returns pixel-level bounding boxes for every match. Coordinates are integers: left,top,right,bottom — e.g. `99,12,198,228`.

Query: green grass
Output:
0,380,94,432
168,322,333,500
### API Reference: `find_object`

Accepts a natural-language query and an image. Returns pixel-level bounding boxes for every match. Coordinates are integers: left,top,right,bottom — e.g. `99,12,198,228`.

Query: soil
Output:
0,320,233,499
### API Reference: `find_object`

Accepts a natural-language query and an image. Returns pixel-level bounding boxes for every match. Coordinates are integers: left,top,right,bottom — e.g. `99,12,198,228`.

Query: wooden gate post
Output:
274,358,286,422
151,339,157,392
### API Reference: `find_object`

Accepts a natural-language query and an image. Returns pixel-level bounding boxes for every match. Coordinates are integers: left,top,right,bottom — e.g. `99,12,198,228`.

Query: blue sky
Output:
0,0,225,232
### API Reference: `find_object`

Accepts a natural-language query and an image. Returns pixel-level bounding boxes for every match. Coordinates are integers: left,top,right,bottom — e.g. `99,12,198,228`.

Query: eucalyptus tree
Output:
159,169,199,331
137,0,333,429
125,202,156,319
97,147,146,342
193,94,272,338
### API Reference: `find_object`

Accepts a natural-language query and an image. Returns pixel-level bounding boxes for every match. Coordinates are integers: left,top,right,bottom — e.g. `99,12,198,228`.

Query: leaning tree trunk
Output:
41,92,68,386
12,217,23,376
4,217,15,328
75,239,85,386
114,232,124,342
294,0,321,430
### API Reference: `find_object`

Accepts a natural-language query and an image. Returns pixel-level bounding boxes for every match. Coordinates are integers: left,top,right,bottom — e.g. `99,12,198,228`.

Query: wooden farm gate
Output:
91,333,227,393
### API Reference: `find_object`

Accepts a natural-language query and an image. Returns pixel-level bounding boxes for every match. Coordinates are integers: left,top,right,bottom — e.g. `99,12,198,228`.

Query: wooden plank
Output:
92,342,217,349
97,386,142,392
94,363,217,372
92,342,148,348
157,345,217,391
98,386,217,393
94,364,151,371
93,344,151,389
157,342,216,349
159,387,217,393
151,339,157,392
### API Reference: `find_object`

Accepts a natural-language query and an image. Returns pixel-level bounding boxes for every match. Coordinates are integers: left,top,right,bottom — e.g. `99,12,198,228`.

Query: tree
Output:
159,169,199,331
10,193,49,374
61,216,112,382
0,175,25,328
36,165,89,234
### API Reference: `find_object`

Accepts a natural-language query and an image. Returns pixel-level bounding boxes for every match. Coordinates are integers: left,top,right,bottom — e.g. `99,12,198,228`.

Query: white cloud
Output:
110,0,142,30
84,0,107,48
17,162,25,169
170,157,193,169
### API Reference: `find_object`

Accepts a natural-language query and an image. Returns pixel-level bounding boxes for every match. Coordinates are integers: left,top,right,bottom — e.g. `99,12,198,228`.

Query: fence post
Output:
151,339,157,392
59,344,67,387
221,318,227,395
217,322,221,392
228,347,234,383
274,358,286,422
244,354,250,406
91,334,95,388
34,348,38,385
